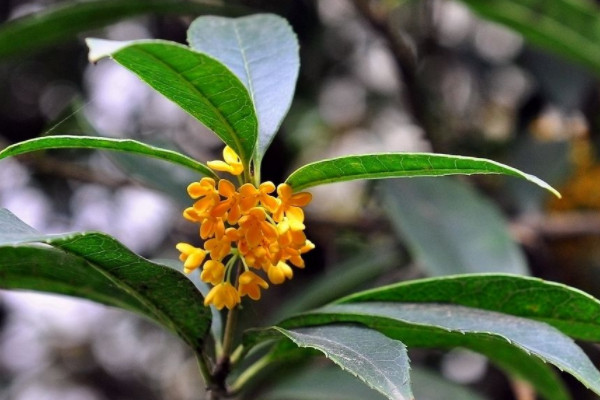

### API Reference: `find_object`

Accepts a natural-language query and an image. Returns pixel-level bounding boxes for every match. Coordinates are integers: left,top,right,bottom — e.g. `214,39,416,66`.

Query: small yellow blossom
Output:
237,270,269,300
273,183,312,231
267,261,294,284
207,146,244,176
200,260,226,285
177,146,314,309
239,182,279,213
176,243,207,274
204,282,240,310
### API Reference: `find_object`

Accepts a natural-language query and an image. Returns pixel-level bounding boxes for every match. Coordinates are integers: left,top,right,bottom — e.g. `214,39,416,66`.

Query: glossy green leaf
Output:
0,208,211,354
458,0,600,77
86,39,258,166
269,246,399,323
0,135,216,178
263,325,413,400
0,0,240,59
281,303,581,400
261,364,487,400
188,14,299,167
381,178,528,275
339,273,600,342
284,153,560,197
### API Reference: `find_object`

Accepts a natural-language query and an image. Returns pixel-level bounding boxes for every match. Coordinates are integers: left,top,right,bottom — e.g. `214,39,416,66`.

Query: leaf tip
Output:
85,38,128,63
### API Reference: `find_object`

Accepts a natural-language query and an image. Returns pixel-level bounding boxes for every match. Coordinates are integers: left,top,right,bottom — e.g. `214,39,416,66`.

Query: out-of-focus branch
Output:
512,212,600,243
351,0,437,150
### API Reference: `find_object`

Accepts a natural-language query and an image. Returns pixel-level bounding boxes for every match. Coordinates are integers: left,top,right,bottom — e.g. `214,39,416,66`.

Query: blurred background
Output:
1,0,600,399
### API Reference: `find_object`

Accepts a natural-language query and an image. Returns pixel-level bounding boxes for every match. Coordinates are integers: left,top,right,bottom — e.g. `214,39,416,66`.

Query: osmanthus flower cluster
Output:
176,146,314,310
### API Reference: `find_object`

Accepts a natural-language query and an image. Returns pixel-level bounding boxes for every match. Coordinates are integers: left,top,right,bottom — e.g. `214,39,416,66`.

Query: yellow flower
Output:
178,155,315,308
273,183,312,230
237,270,269,300
207,146,244,176
211,179,242,224
187,177,219,216
239,182,279,213
204,282,241,310
238,207,278,248
267,261,294,284
176,243,207,274
200,260,226,285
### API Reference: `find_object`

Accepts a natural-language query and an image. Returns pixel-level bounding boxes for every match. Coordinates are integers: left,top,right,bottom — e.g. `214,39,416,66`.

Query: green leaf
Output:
0,209,211,354
281,303,581,400
0,135,216,178
381,178,528,275
261,364,488,400
269,246,399,323
262,325,413,400
0,0,241,59
338,273,600,342
86,38,258,167
284,153,560,197
457,0,600,77
187,14,299,167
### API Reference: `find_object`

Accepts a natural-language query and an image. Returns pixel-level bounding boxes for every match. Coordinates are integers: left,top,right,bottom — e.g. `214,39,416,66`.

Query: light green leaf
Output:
264,325,413,400
281,303,580,400
261,364,487,400
188,14,299,167
381,178,528,275
86,38,258,167
338,273,600,342
458,0,600,77
0,209,211,354
284,153,560,197
0,135,216,178
269,246,399,323
0,0,241,59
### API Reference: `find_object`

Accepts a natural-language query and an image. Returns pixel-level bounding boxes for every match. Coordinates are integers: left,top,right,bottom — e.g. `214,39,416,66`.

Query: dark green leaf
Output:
458,0,600,77
284,153,559,197
87,39,258,166
381,178,528,275
188,14,299,167
0,0,242,59
0,135,216,178
338,273,600,342
264,325,413,400
281,303,580,400
0,209,211,354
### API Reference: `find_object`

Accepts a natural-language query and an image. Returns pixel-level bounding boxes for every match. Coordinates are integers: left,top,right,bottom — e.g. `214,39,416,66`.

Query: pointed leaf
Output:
261,364,487,400
285,153,560,197
262,325,413,400
381,178,528,275
0,209,211,353
187,14,299,166
269,247,399,323
0,135,216,178
281,303,582,400
86,38,258,166
458,0,600,77
0,0,242,59
338,273,600,342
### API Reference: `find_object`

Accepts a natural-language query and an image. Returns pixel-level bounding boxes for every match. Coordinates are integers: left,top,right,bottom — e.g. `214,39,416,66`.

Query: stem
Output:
196,351,215,388
222,304,240,359
230,353,272,394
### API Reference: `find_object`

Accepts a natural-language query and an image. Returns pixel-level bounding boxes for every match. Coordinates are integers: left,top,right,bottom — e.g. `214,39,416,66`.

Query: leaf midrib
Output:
121,45,250,163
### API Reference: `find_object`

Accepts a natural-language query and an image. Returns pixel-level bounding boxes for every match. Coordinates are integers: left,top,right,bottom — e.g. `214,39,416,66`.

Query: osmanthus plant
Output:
1,13,600,400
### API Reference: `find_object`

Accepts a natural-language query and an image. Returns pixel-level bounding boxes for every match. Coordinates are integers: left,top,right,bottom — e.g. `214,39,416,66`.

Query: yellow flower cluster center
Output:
176,146,314,310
